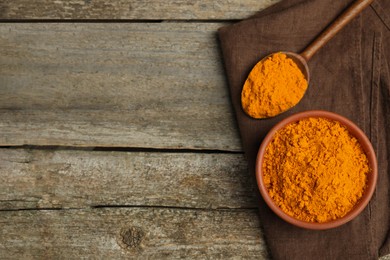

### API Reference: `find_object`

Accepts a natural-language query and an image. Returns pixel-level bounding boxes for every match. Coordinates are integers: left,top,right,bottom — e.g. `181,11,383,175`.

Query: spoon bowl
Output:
241,52,310,119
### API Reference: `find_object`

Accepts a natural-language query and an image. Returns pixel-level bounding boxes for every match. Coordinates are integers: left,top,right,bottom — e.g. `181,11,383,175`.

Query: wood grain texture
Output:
0,149,256,210
0,0,280,20
0,23,242,150
0,208,268,259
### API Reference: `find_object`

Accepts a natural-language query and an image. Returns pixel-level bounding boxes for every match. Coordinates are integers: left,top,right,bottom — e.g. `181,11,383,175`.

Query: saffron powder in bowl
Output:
256,111,377,230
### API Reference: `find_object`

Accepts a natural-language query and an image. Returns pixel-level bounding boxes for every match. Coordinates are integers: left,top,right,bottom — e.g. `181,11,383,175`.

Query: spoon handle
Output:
300,0,374,61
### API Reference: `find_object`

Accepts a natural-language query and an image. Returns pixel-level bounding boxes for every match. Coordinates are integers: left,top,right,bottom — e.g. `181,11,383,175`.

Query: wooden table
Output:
1,1,389,259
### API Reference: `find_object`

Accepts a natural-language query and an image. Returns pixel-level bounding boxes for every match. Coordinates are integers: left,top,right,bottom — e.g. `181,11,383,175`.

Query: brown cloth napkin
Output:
218,0,389,259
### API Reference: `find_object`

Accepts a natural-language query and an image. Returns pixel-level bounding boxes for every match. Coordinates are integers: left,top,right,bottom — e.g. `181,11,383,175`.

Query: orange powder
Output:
241,53,308,118
262,117,370,223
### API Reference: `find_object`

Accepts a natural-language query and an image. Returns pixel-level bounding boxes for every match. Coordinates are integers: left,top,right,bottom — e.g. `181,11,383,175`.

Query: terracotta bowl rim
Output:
255,110,378,230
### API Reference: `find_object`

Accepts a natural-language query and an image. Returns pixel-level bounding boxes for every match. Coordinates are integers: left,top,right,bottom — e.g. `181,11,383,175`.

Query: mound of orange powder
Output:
262,117,370,223
241,53,308,118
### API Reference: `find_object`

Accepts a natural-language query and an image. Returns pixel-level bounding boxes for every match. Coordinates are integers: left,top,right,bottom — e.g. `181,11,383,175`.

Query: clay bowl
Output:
256,110,377,230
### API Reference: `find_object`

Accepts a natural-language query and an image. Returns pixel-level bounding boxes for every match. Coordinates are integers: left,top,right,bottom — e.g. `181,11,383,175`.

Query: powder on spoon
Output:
241,53,308,118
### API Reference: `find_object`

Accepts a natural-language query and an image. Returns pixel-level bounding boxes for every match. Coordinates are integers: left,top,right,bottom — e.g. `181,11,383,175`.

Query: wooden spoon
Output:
242,0,374,119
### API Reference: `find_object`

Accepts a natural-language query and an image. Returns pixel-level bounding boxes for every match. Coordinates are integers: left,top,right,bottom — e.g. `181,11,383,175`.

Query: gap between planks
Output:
0,205,258,212
0,145,244,154
0,19,238,23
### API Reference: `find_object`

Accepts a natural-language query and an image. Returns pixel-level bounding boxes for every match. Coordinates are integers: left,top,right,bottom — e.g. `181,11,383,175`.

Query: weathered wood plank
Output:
0,23,241,150
0,0,280,20
0,149,256,210
0,208,268,259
